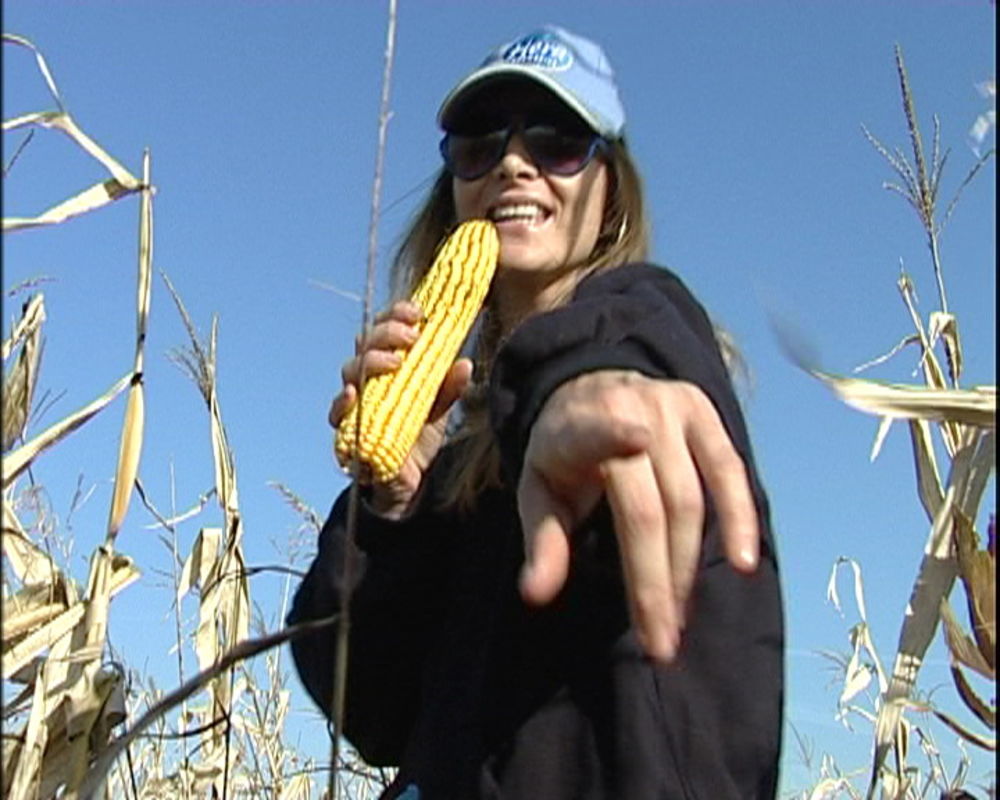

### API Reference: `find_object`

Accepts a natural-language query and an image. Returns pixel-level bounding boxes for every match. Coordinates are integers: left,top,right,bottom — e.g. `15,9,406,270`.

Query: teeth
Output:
491,203,545,222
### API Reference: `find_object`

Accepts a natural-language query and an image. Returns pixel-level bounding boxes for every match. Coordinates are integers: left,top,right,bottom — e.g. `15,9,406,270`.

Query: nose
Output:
495,131,538,178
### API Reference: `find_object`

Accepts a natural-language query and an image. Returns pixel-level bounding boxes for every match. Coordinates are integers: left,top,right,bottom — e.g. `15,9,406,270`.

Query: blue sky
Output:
3,1,995,795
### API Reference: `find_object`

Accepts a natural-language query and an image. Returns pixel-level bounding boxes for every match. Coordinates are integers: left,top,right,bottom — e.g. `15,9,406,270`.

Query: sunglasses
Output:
440,122,608,181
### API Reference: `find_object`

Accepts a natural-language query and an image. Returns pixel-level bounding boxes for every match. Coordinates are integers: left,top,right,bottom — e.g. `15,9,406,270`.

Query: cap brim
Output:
437,64,606,136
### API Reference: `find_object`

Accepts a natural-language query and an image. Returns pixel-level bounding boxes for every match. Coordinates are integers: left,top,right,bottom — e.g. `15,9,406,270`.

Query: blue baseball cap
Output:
437,25,626,140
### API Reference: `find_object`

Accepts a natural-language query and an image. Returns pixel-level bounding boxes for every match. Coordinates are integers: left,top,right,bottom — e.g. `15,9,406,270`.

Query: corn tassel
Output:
336,219,499,482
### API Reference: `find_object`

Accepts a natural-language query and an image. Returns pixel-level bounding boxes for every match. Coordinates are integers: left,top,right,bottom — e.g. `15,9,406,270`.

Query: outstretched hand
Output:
517,370,760,662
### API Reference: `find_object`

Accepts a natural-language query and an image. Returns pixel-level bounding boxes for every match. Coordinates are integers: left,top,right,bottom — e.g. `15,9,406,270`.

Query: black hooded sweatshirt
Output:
288,263,784,799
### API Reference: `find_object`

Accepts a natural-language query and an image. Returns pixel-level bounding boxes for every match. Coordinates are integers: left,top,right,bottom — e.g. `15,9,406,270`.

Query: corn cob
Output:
336,219,499,483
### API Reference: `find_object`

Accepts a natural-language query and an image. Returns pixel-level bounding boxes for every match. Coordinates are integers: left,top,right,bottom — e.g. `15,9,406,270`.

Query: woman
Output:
290,25,783,799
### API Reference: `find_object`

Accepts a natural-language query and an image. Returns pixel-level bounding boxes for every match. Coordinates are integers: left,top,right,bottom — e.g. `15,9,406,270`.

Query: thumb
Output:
428,357,473,424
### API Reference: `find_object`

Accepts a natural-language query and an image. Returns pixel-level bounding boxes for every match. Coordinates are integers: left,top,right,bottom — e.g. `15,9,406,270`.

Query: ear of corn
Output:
336,219,499,482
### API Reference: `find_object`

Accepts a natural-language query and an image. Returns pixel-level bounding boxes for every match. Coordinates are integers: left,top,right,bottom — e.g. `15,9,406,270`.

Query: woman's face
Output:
450,83,608,282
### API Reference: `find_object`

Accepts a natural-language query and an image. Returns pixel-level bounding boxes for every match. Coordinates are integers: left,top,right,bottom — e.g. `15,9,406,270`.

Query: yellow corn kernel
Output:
336,219,499,482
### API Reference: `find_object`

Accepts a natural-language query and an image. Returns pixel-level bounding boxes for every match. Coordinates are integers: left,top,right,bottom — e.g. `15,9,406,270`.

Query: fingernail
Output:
739,545,758,570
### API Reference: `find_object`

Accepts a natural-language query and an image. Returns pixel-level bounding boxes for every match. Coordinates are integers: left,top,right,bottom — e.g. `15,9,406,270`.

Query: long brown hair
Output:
388,141,651,511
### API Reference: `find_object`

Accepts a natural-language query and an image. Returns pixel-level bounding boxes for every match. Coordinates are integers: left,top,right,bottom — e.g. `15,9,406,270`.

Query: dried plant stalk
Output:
803,44,996,799
106,151,154,541
331,2,398,799
2,294,45,451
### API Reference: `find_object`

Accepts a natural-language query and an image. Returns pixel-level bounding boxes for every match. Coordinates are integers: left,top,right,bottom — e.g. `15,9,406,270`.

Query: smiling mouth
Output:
488,203,551,227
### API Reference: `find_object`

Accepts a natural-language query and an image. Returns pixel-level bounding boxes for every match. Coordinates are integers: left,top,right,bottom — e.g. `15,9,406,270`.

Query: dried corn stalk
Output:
2,32,156,799
810,45,996,798
165,277,250,798
2,294,45,452
106,150,154,542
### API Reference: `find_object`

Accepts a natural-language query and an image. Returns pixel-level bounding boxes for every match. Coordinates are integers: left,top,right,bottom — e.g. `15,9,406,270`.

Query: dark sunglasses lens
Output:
444,130,506,179
524,127,595,175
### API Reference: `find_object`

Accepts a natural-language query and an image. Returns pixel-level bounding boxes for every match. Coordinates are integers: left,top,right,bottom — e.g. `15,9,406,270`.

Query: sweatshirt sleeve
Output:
287,475,453,765
488,262,773,557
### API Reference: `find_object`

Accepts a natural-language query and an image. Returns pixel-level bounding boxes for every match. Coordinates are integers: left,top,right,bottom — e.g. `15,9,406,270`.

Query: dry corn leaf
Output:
815,370,995,429
142,487,215,530
3,176,139,232
2,738,22,798
840,624,875,706
929,311,963,386
2,602,84,679
1,293,45,361
134,150,154,357
897,274,970,457
69,547,114,673
869,416,894,462
897,273,948,390
2,498,61,587
7,658,51,799
952,508,996,673
61,662,115,739
807,777,853,800
2,372,132,488
2,294,45,451
33,693,72,796
106,380,145,539
867,430,995,796
4,660,41,696
3,33,65,110
80,614,339,798
948,655,996,734
2,110,138,190
910,698,997,751
177,526,222,605
3,601,68,644
827,557,871,624
868,489,958,798
908,419,945,523
2,552,138,681
827,559,889,706
940,598,993,680
60,663,107,795
210,392,238,515
279,773,313,800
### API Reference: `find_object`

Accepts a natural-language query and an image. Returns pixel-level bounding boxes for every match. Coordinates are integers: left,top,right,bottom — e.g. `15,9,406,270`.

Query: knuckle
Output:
707,446,748,481
631,582,669,621
667,490,704,523
341,356,359,383
617,496,663,533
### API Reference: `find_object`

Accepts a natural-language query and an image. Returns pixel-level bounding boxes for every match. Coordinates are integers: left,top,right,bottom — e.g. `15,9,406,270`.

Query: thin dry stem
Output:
330,2,398,798
80,614,340,798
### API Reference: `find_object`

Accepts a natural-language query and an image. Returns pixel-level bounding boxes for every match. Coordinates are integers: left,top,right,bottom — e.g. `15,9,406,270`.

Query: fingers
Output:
428,358,473,425
603,454,679,662
516,371,762,666
374,300,422,326
517,465,574,606
534,376,652,472
342,318,420,384
649,436,704,628
328,383,356,428
331,302,423,429
682,388,759,572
